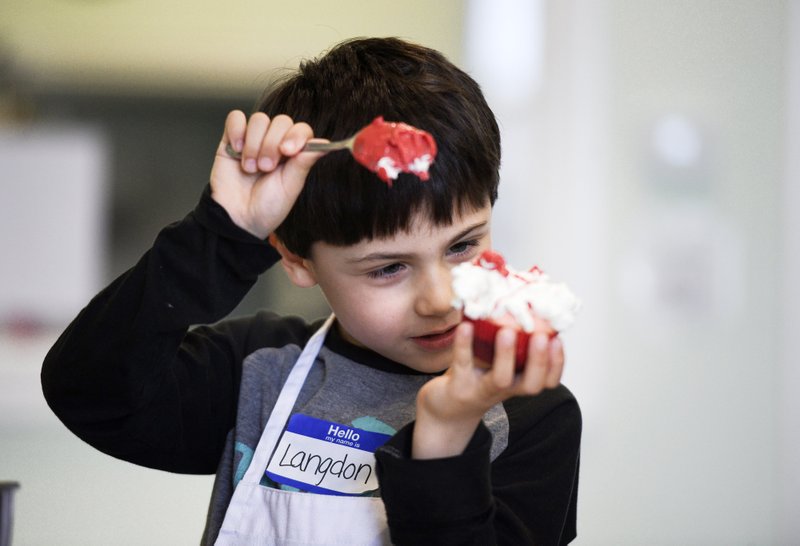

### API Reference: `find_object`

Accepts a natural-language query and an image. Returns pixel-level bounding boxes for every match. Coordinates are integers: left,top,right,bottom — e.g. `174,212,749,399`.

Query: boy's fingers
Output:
280,122,315,156
279,121,325,181
520,333,549,393
452,322,474,371
221,110,246,155
491,328,516,389
544,336,564,388
258,114,294,171
242,113,270,173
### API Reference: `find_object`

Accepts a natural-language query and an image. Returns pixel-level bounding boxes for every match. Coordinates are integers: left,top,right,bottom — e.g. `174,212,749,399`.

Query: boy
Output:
42,37,581,545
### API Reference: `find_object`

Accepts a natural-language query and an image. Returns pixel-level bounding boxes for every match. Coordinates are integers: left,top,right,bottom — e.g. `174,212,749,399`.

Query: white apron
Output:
215,315,391,546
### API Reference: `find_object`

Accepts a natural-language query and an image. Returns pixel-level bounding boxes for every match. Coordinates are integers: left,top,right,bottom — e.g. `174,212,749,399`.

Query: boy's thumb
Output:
283,149,325,184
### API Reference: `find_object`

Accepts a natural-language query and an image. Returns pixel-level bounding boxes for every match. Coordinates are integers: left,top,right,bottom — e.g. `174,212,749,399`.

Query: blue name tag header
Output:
287,414,392,452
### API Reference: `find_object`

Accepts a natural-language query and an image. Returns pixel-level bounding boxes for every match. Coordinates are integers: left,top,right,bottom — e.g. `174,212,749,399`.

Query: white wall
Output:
0,125,108,327
465,0,794,544
778,2,800,543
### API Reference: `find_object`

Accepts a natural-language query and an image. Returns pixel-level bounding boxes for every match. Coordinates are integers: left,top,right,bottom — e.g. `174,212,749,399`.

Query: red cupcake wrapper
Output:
465,317,556,370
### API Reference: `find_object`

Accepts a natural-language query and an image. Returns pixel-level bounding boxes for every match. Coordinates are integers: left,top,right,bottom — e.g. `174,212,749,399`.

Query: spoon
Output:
225,116,437,185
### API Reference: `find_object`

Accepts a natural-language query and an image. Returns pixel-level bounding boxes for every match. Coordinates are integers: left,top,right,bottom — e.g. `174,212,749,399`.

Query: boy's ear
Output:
269,234,318,288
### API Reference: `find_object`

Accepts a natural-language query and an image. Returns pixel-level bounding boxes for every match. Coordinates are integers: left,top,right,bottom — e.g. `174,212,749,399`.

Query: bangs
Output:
279,145,493,256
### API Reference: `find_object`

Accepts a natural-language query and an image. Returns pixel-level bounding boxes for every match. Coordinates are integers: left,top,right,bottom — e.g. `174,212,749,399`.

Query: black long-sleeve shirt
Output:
42,186,581,545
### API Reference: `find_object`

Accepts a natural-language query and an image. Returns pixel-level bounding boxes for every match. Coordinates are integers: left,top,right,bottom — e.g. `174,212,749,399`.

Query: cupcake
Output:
451,250,581,369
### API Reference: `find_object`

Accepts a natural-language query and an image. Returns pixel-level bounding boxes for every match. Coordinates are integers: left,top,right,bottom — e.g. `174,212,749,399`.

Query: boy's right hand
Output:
210,110,324,239
411,322,564,460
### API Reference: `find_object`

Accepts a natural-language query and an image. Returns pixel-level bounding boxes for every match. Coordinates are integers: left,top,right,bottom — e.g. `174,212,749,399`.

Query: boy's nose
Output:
414,266,454,317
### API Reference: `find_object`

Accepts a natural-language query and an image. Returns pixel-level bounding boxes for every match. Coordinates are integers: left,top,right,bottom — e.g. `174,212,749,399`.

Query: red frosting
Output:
351,116,438,185
475,250,509,276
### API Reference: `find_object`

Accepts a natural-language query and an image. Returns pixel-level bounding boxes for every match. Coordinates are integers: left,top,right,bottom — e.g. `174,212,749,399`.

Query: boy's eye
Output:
366,263,406,280
448,239,480,258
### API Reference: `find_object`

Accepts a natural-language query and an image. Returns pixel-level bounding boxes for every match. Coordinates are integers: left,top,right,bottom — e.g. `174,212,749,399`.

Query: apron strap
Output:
239,314,336,485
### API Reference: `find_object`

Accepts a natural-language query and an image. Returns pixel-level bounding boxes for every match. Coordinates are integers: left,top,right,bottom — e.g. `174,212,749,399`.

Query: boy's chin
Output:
398,351,453,375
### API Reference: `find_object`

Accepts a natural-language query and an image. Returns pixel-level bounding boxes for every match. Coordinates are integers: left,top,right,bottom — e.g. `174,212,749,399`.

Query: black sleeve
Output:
41,185,296,474
374,386,581,545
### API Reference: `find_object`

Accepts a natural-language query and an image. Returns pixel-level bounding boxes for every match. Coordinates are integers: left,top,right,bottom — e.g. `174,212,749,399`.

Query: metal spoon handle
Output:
304,137,354,152
225,136,354,159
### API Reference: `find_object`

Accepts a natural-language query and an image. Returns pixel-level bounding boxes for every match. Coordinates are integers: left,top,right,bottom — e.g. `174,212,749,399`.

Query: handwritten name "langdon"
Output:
277,443,373,487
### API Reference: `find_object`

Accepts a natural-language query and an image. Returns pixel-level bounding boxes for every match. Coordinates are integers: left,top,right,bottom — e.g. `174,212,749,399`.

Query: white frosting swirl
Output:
451,256,581,333
377,154,433,180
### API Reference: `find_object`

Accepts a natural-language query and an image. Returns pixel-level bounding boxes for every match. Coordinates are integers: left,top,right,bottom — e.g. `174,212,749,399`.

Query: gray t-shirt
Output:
202,343,509,544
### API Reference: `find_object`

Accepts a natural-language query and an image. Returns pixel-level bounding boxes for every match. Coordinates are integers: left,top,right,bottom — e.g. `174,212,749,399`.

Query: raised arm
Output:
375,323,581,544
41,112,323,473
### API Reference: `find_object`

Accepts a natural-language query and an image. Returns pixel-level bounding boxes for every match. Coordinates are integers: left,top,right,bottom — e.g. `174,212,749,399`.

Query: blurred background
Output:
1,0,797,544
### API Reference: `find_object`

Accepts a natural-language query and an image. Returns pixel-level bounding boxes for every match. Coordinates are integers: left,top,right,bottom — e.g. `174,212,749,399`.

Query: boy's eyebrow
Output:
346,220,489,264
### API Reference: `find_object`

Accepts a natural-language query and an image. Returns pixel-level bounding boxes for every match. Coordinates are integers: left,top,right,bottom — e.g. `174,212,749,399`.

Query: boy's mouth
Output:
411,324,459,351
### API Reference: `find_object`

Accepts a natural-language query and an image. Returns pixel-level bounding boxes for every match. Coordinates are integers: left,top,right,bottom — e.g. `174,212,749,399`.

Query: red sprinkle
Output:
476,250,509,276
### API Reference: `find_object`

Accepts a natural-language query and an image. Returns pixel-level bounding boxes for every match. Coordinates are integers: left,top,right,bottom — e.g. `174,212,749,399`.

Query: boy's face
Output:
302,203,492,373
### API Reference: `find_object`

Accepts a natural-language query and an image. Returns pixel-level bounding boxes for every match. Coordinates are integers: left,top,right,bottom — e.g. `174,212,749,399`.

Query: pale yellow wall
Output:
0,0,466,96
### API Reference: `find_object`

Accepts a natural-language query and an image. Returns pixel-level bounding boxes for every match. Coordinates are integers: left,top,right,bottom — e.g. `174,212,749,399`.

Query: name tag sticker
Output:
265,414,392,496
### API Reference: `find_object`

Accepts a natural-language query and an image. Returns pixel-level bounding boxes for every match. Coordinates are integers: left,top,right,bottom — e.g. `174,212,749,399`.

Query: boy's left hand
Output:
411,322,564,459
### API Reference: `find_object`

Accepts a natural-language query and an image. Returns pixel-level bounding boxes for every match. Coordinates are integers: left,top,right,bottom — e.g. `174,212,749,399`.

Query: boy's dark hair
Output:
257,37,501,258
